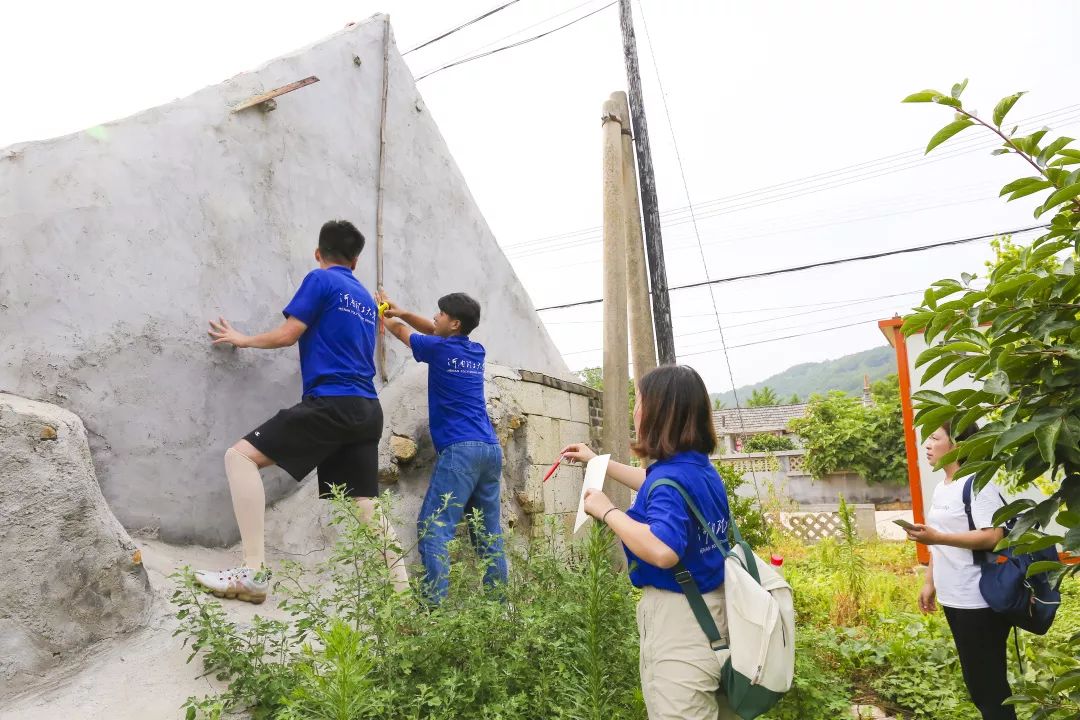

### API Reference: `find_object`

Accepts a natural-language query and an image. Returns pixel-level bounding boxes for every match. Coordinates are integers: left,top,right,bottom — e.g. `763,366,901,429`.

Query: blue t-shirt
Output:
410,334,498,453
282,266,377,399
625,451,731,593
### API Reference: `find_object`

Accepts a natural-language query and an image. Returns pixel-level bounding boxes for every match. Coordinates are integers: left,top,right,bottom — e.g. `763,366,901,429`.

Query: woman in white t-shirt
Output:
904,422,1015,720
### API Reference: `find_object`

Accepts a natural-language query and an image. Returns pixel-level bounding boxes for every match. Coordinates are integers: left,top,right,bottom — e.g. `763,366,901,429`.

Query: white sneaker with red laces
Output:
194,566,270,604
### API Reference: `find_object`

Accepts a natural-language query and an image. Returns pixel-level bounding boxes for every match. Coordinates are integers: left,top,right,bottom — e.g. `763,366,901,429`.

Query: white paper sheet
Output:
574,454,611,532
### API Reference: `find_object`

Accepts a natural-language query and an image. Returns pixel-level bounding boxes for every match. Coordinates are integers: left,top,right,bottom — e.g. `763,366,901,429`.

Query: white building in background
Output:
712,402,911,508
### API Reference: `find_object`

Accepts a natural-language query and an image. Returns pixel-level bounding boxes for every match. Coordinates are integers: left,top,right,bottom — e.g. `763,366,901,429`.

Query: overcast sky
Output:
3,0,1078,393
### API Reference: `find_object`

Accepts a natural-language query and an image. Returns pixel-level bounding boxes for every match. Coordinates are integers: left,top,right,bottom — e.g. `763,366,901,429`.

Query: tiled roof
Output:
712,404,809,434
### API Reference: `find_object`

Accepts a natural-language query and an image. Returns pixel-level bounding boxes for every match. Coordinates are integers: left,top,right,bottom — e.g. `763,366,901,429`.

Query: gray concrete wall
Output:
0,16,568,545
718,452,911,507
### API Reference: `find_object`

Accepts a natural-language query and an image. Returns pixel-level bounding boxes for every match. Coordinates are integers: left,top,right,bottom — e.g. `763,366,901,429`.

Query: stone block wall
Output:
498,370,600,549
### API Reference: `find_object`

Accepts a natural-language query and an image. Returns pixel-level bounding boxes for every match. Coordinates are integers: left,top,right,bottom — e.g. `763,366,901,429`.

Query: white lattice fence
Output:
782,512,845,543
718,457,774,474
786,454,808,475
781,505,877,543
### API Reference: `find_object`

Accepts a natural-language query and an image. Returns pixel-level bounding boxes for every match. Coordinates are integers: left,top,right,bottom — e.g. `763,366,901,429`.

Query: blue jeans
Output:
417,441,508,603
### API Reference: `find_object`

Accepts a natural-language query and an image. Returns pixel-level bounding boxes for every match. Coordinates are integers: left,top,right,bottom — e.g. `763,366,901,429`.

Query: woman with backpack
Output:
560,364,738,720
904,421,1015,720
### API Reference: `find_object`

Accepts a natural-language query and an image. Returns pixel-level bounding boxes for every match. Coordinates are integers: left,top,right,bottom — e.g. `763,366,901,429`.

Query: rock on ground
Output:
0,537,290,719
0,393,153,687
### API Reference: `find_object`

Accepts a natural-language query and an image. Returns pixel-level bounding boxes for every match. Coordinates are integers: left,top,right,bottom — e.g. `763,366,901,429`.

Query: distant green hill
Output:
711,345,897,407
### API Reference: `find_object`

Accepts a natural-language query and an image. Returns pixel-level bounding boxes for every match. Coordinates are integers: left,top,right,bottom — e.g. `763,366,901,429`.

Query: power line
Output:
569,317,896,372
691,294,924,333
543,288,926,324
635,0,731,379
568,316,902,373
501,103,1080,251
424,0,607,69
683,319,890,356
559,299,920,356
504,103,1080,249
635,0,764,503
416,2,618,81
403,1,522,55
508,188,996,261
507,112,1080,259
534,223,1049,312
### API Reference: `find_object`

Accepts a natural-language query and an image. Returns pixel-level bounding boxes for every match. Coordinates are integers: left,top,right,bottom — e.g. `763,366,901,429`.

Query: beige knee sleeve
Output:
354,496,410,592
225,447,265,569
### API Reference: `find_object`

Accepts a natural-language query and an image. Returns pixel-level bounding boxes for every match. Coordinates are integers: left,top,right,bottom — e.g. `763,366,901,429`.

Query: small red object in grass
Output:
542,455,564,483
770,554,784,567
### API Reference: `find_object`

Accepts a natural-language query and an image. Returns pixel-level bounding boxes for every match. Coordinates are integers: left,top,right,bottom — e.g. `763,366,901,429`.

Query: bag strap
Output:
962,476,990,565
963,480,1029,677
648,478,758,581
644,477,748,652
1013,627,1024,676
670,559,728,652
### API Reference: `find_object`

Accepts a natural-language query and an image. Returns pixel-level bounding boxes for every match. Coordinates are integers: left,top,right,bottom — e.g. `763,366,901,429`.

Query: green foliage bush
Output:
787,376,907,485
715,460,774,548
742,433,797,453
173,489,1077,719
174,490,643,720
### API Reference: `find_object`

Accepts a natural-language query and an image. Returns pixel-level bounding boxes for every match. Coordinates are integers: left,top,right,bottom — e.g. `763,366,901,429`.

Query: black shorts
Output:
244,395,383,498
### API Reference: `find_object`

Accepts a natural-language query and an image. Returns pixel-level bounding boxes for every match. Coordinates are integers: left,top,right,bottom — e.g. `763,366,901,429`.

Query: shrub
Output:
742,433,797,453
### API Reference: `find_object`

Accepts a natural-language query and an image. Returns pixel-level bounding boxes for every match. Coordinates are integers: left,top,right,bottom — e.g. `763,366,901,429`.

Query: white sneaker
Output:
194,566,270,604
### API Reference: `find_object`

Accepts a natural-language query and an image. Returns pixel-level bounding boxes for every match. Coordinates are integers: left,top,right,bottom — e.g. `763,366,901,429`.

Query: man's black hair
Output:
319,220,365,264
438,293,481,335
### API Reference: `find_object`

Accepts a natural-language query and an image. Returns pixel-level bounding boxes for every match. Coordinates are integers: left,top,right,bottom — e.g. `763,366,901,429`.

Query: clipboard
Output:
574,454,611,532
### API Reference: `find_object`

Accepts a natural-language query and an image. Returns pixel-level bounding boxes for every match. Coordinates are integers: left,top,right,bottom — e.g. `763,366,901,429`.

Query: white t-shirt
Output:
927,476,1006,609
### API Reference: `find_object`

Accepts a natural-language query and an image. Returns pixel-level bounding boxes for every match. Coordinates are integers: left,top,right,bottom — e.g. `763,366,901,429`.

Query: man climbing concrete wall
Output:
0,15,569,546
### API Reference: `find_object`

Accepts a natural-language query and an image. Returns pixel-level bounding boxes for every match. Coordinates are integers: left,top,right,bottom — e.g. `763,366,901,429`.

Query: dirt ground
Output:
0,538,291,720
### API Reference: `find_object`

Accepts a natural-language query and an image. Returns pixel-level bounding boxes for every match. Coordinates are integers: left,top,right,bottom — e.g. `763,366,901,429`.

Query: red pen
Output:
542,454,565,483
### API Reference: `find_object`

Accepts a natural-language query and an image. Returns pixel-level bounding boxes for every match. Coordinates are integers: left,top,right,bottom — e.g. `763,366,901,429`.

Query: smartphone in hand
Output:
893,518,917,531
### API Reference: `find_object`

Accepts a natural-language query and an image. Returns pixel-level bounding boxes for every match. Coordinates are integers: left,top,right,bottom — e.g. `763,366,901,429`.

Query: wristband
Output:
601,507,619,524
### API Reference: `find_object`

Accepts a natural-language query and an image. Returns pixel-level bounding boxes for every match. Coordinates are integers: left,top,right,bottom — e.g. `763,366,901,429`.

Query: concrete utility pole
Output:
618,0,675,365
601,98,631,475
612,91,657,390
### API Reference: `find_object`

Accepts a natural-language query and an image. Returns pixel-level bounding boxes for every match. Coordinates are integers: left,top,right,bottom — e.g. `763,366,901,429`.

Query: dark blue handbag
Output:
962,476,1061,635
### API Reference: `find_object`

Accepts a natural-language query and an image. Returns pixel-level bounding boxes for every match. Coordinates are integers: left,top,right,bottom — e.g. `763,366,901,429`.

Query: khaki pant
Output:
638,585,740,720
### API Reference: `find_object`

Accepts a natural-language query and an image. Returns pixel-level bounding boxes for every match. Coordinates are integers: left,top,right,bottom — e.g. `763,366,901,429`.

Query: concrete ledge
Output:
517,370,599,400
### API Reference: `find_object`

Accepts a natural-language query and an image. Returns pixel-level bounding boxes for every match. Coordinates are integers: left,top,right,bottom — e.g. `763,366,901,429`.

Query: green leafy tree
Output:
985,233,1062,275
713,397,726,411
578,367,635,430
747,386,780,407
578,367,604,392
788,393,802,405
902,81,1080,719
742,433,797,453
714,461,773,548
787,375,906,485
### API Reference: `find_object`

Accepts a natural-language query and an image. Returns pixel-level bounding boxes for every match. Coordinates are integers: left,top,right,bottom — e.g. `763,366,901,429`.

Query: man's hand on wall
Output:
208,317,251,348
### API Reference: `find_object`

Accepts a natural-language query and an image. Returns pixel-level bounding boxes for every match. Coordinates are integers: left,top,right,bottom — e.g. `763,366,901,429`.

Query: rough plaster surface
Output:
0,538,293,719
0,15,568,545
0,393,152,688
